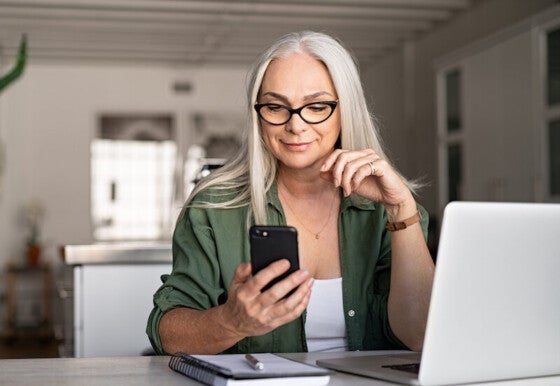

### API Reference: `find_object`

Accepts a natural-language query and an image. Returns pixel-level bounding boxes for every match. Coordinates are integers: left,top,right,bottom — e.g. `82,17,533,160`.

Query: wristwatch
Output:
385,211,421,232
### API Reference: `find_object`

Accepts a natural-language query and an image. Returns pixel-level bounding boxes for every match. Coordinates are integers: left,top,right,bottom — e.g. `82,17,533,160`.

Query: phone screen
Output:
249,225,300,293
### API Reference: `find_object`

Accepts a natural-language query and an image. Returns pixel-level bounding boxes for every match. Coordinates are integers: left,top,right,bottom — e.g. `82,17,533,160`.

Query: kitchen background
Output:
0,0,558,358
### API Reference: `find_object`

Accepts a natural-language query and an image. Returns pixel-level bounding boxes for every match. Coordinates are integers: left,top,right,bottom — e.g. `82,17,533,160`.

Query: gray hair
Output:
183,31,413,225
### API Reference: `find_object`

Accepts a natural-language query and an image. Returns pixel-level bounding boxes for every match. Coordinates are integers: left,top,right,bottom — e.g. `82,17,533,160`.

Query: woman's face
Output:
257,52,341,172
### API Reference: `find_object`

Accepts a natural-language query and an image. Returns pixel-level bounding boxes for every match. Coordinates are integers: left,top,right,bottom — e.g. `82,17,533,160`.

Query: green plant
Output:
22,199,45,248
0,34,27,92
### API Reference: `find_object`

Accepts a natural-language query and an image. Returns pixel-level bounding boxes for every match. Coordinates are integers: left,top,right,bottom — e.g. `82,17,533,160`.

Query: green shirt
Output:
146,182,429,354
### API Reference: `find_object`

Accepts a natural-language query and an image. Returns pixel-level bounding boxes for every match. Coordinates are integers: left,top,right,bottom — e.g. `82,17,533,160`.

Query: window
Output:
547,27,560,106
438,67,464,212
546,26,560,199
549,119,560,196
447,143,462,202
91,115,176,241
445,70,462,133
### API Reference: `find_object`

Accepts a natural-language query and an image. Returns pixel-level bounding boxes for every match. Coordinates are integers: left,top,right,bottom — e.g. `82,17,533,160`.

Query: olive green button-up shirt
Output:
147,183,429,354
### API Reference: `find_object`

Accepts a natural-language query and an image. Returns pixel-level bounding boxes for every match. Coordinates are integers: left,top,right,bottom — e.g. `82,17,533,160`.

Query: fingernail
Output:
320,164,327,171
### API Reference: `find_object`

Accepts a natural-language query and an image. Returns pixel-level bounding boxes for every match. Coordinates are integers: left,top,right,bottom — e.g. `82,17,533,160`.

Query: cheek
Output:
325,113,341,140
319,122,341,143
261,126,277,149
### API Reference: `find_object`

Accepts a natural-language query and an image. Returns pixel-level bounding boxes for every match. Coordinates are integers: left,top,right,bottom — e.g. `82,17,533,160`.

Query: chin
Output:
278,156,322,171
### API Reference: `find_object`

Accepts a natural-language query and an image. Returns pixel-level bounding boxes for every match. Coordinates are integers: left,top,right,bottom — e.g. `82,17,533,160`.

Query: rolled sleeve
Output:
146,206,226,354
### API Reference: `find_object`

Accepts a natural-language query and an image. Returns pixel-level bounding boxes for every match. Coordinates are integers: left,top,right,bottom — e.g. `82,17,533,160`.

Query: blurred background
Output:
0,0,558,358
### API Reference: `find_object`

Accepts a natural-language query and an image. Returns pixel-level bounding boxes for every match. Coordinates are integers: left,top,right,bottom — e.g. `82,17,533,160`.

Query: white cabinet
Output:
73,263,170,357
64,243,171,357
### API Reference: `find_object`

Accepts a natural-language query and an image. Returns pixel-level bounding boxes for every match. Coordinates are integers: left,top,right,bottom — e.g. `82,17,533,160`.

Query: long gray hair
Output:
183,31,412,225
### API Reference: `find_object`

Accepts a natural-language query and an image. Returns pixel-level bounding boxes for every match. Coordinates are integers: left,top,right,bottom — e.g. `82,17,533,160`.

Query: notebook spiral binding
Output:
169,352,232,385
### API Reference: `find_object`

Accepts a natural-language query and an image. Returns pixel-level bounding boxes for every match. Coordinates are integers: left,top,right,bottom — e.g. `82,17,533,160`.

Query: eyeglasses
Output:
254,100,338,125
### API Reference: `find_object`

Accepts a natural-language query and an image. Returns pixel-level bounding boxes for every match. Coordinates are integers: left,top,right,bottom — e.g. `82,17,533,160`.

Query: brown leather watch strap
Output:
385,210,422,232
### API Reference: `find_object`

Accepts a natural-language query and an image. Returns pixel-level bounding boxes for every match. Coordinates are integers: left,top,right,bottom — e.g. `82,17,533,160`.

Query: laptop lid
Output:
318,201,560,385
419,201,560,384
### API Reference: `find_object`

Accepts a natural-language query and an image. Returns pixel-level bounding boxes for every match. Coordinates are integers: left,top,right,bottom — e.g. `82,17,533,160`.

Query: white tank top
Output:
305,277,348,352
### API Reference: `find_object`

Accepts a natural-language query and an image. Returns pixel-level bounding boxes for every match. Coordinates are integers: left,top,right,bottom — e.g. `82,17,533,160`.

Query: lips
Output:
282,140,313,151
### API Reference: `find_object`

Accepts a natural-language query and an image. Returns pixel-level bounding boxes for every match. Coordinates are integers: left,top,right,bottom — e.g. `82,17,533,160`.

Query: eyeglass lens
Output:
257,102,336,125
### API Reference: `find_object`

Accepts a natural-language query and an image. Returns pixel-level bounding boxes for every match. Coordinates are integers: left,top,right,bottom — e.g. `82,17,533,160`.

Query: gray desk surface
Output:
1,351,559,386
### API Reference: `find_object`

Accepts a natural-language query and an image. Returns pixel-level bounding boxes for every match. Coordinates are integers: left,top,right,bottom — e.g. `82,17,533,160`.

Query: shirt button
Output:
347,309,356,317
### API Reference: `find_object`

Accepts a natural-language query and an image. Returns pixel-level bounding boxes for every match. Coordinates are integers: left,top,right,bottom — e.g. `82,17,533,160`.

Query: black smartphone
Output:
249,225,300,294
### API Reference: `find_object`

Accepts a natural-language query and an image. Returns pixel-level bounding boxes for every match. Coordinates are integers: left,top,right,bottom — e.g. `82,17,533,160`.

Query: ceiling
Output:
0,0,476,68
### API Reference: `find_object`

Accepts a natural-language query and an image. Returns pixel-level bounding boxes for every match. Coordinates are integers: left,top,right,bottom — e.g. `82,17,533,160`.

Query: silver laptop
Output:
318,201,560,385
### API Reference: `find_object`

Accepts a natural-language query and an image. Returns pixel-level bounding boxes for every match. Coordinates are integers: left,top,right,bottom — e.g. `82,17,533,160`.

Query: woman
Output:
147,31,434,355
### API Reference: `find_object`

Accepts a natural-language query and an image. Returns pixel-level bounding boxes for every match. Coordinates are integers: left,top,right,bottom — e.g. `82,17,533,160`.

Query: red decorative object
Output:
26,245,41,267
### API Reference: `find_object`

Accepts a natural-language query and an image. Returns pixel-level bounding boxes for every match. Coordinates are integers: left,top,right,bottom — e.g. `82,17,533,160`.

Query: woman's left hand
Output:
320,149,413,209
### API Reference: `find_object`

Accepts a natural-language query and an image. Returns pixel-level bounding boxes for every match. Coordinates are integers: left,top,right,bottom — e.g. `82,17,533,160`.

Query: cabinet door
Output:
74,264,170,357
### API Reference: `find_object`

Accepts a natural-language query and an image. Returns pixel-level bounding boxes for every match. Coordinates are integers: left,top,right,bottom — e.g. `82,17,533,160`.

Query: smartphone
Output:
249,225,300,294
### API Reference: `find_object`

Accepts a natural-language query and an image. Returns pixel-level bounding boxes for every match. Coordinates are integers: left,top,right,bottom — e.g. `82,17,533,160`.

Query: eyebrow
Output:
260,91,335,104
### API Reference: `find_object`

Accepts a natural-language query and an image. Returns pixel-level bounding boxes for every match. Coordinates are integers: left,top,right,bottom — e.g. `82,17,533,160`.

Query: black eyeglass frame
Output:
253,100,339,126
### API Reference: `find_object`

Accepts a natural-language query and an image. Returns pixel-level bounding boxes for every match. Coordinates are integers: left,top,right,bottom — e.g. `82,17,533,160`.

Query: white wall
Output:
462,31,536,202
0,63,246,268
363,0,558,216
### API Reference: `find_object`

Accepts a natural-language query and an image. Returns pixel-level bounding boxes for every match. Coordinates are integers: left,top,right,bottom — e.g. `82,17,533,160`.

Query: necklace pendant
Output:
315,234,319,240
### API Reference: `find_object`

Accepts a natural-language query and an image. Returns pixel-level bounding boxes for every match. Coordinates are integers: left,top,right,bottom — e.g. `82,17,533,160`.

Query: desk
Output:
0,352,559,386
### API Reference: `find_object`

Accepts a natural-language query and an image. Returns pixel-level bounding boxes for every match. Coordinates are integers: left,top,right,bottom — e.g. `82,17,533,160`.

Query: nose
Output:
285,112,308,134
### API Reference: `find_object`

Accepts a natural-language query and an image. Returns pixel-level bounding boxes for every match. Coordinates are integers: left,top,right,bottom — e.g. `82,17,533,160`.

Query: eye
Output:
264,104,285,113
306,103,329,112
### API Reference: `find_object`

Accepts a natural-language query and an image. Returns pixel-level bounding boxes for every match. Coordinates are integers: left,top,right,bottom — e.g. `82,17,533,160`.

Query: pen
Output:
245,354,265,371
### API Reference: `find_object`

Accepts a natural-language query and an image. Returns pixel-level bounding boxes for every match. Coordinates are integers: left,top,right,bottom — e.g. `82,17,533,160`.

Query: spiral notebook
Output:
169,352,331,386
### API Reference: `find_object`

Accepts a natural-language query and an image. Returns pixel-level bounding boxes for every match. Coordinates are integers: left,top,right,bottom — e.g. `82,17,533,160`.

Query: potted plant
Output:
22,199,45,267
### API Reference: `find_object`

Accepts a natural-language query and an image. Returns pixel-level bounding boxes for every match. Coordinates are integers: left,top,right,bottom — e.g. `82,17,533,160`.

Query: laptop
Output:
318,201,560,385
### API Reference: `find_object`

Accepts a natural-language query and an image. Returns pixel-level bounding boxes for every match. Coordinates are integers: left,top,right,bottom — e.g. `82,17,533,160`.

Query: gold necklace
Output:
279,184,338,240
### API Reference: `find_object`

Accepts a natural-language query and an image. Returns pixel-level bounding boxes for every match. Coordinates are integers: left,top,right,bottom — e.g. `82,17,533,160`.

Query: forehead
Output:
260,52,336,97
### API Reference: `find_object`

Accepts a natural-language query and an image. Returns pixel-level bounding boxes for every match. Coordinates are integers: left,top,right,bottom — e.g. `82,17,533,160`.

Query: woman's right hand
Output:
219,260,313,339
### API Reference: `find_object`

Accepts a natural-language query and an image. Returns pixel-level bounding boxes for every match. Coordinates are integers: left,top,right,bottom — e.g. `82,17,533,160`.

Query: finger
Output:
250,259,291,292
370,158,388,177
282,276,314,307
231,262,252,286
349,157,381,192
259,269,311,303
233,273,311,335
320,149,343,173
227,262,258,309
329,150,357,188
339,152,376,196
266,277,314,328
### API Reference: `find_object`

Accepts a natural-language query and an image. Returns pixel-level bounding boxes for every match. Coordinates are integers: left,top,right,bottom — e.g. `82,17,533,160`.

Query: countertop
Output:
63,242,171,265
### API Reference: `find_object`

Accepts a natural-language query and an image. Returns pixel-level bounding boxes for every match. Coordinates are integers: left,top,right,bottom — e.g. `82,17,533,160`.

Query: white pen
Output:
245,354,265,371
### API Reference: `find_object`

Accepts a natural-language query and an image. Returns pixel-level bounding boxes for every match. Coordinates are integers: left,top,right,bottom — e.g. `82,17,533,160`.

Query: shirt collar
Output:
267,180,283,212
341,193,377,211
